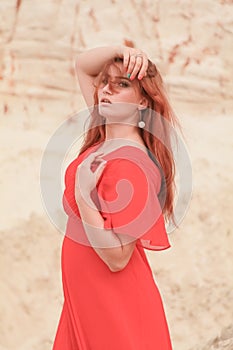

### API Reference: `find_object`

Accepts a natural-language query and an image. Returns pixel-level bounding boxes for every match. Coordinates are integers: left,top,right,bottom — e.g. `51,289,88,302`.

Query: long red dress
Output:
52,142,173,350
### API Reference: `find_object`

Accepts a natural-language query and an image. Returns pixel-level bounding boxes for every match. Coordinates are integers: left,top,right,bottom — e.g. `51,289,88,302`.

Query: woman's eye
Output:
118,81,129,88
101,78,108,85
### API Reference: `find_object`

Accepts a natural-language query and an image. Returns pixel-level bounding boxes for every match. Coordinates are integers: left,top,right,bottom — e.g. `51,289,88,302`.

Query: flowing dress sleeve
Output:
96,157,171,251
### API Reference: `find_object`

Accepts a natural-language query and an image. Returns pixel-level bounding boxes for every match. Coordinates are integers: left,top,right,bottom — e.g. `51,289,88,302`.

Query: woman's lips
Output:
100,98,112,104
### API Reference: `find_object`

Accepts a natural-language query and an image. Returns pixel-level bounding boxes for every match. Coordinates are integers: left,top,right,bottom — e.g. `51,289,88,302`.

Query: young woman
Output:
52,46,179,349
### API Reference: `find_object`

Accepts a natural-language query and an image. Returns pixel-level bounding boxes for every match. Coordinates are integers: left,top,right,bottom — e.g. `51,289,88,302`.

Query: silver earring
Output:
138,110,145,128
138,120,145,128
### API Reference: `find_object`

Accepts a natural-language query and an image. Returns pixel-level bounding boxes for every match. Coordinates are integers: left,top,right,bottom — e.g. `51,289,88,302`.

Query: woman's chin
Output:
98,105,138,125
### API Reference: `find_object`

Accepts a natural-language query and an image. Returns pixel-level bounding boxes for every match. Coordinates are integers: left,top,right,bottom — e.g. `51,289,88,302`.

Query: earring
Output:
138,110,145,128
138,120,145,128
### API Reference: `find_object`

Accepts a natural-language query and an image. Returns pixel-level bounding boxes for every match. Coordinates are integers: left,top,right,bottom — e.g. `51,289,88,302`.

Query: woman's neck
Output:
105,124,144,144
103,124,148,155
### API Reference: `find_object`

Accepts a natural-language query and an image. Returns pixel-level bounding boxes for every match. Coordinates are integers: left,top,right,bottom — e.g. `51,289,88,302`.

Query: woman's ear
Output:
138,97,148,111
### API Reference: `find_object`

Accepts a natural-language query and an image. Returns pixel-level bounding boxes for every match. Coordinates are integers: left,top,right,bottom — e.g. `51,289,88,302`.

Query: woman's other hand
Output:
75,152,107,203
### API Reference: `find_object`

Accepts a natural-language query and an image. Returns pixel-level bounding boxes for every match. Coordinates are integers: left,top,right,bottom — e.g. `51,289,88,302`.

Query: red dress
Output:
52,142,173,350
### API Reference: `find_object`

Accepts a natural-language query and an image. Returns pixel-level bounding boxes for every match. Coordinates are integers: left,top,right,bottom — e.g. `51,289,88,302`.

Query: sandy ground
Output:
1,0,233,349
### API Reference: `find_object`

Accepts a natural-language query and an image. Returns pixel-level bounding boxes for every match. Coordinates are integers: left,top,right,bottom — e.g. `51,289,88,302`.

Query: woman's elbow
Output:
108,256,130,273
109,262,125,273
108,241,136,272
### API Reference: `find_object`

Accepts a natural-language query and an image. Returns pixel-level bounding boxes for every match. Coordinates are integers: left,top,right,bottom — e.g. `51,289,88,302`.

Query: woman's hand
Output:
75,152,107,203
117,46,149,81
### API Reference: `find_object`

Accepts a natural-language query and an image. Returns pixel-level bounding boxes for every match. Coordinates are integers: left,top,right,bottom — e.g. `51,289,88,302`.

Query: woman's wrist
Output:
75,188,92,204
114,45,124,57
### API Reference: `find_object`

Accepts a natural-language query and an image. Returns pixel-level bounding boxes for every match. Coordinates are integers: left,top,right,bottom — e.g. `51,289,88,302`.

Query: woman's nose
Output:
102,82,112,94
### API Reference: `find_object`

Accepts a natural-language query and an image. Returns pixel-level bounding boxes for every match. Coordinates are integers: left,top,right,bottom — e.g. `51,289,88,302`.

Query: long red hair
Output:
79,58,181,225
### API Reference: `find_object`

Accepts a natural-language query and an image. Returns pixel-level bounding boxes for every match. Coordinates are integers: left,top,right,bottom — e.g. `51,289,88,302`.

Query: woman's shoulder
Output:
98,145,161,191
102,145,161,174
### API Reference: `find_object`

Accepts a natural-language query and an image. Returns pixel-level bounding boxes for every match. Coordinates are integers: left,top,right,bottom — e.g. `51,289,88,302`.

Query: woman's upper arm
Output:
75,61,96,108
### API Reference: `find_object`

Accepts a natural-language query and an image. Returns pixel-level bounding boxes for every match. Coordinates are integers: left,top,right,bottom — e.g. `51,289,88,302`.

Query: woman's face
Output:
97,63,145,124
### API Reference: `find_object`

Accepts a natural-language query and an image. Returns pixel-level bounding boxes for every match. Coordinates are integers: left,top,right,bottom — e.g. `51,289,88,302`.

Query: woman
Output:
52,45,179,349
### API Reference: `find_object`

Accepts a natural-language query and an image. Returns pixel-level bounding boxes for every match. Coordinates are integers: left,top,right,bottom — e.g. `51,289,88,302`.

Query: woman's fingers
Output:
138,57,148,79
130,56,145,80
125,50,148,80
78,152,104,168
123,49,130,71
119,46,149,79
80,152,104,166
78,152,103,169
76,154,107,195
95,159,107,182
126,54,137,76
